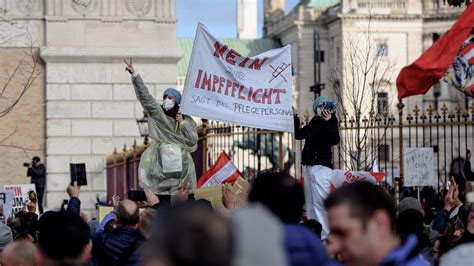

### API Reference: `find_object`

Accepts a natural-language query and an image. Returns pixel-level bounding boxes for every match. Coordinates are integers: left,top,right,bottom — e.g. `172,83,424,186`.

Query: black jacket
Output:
294,115,340,168
27,164,46,188
92,226,144,266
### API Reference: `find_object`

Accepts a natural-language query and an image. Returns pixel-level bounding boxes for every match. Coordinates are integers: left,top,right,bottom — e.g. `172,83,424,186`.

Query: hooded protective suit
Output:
131,74,198,195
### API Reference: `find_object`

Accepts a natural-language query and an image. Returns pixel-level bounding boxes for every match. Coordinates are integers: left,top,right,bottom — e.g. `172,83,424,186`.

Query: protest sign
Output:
403,148,435,187
330,170,387,191
98,206,114,222
181,23,294,132
0,190,13,218
231,177,250,208
195,185,225,208
3,184,38,215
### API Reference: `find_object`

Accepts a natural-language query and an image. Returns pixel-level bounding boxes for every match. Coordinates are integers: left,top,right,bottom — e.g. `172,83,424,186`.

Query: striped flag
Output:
197,151,243,188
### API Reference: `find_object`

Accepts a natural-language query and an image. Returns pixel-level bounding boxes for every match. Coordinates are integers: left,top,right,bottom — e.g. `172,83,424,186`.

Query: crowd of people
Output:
7,59,471,265
0,171,472,266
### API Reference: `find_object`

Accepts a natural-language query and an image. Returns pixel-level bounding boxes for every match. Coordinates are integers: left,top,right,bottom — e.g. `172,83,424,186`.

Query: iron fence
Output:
199,102,474,189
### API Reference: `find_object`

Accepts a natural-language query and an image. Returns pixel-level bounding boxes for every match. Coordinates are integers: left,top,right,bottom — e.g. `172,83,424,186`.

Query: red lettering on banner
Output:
218,77,225,93
247,87,254,101
238,85,246,100
273,89,286,104
212,75,219,92
252,89,263,103
195,69,203,88
239,57,250,67
201,73,211,90
232,82,239,97
212,42,269,71
226,49,240,65
225,80,232,95
248,57,269,70
194,70,288,106
213,42,228,59
262,88,273,104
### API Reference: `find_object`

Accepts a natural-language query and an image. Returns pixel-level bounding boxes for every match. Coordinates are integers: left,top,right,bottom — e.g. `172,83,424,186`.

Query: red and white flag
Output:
197,151,243,188
330,170,387,192
397,3,474,98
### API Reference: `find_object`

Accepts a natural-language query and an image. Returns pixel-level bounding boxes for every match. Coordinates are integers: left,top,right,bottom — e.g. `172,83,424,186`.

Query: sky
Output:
176,0,300,38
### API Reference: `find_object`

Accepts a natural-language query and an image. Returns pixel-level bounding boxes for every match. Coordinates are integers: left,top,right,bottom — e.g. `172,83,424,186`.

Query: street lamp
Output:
136,111,149,145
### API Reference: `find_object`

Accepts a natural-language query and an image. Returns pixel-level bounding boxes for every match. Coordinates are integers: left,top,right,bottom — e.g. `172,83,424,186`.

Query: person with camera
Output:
294,96,340,239
24,156,45,214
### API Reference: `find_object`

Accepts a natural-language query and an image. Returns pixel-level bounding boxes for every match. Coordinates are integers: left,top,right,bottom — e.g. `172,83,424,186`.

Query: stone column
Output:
41,0,182,211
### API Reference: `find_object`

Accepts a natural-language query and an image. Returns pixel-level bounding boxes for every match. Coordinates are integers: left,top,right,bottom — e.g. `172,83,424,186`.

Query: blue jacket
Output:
379,234,430,266
284,224,338,266
92,226,144,266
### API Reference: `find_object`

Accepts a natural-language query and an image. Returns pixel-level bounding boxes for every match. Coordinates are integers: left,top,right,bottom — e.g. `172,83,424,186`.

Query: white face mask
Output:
163,98,175,111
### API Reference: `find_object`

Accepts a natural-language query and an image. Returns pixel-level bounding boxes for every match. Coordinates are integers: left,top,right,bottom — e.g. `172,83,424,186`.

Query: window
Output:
376,43,388,57
377,92,388,114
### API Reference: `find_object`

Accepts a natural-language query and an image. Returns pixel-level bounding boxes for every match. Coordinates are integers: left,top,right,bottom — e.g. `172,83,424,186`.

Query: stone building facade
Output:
264,0,470,115
0,0,181,211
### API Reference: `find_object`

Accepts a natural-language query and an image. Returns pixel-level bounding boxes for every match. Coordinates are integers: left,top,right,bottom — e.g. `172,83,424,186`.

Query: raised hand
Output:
176,112,183,123
112,194,120,207
444,176,459,211
175,183,189,203
222,185,235,210
123,57,135,75
67,181,80,198
144,188,160,207
322,109,332,121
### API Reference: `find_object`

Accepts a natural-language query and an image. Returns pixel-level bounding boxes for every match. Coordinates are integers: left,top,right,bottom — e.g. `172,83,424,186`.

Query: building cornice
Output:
40,47,183,64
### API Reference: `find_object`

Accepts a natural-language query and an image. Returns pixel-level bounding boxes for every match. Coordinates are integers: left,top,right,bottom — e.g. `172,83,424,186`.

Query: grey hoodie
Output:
231,204,288,266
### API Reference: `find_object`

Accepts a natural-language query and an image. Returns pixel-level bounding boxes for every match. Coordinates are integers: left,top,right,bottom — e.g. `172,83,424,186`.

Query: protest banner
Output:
403,148,435,187
181,23,294,132
330,170,387,191
3,184,38,215
197,151,242,188
0,190,13,218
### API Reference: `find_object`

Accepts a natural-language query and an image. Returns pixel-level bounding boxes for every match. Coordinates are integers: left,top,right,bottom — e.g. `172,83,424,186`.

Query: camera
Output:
23,162,31,167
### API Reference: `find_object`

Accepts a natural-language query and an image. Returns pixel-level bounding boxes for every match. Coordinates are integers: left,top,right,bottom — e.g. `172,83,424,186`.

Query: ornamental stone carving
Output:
16,0,38,14
125,0,152,17
71,0,98,15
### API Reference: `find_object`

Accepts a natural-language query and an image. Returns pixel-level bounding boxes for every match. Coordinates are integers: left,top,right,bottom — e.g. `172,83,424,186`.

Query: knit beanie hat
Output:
312,96,330,113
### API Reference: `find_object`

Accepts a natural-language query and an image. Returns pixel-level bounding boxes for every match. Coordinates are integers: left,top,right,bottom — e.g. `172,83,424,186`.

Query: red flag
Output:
397,4,474,99
197,151,243,188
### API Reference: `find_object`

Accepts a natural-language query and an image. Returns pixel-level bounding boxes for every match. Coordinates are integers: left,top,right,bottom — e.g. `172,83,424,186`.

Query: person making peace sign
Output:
124,58,198,204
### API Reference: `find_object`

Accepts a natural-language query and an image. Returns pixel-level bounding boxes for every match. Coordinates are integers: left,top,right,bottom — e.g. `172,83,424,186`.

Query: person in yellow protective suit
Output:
124,59,198,204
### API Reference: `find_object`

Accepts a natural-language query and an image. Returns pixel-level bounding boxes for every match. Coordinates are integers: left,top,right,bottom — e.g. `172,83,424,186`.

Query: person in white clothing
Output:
294,96,339,238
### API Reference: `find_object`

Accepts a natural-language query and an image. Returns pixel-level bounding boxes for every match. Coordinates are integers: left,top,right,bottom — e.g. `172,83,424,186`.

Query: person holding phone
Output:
294,96,340,239
124,59,198,204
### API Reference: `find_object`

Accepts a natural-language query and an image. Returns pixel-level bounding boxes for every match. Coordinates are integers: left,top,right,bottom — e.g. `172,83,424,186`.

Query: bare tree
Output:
328,16,395,170
0,17,42,153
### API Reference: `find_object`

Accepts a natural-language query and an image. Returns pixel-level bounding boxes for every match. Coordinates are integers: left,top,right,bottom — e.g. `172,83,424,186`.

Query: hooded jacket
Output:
294,115,339,168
